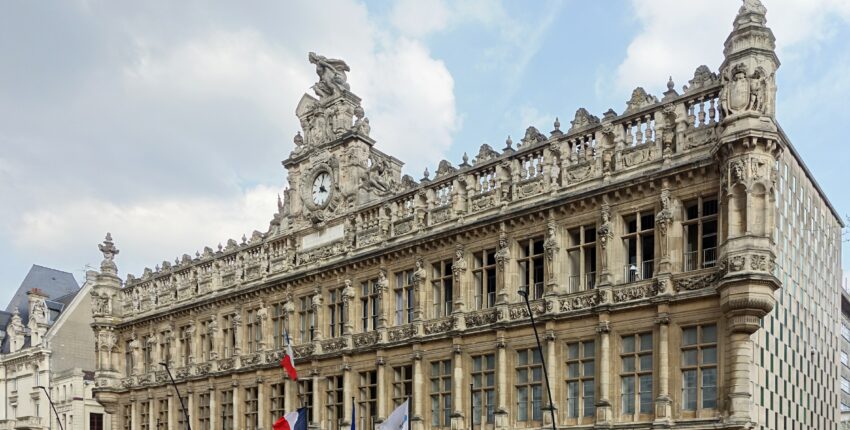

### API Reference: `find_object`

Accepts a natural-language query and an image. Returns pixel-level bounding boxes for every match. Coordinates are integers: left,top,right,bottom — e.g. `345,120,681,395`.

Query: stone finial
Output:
504,135,514,152
293,131,304,147
663,76,679,101
460,152,470,167
422,167,430,181
551,117,563,136
241,234,248,245
98,233,120,275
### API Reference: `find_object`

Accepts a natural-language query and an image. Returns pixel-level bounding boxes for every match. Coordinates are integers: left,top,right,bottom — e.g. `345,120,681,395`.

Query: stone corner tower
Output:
716,0,782,426
90,232,124,416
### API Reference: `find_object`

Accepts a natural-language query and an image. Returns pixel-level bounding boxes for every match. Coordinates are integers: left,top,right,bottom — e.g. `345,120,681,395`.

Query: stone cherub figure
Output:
309,52,351,99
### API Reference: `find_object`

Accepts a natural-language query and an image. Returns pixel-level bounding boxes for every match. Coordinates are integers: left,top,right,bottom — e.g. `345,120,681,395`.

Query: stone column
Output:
494,336,508,429
543,329,559,427
451,344,465,429
597,201,614,287
452,246,468,330
148,397,155,430
232,382,241,429
258,378,267,430
376,357,387,423
595,319,612,424
130,398,138,430
168,393,176,430
343,280,356,336
209,387,217,430
311,370,322,427
343,362,353,427
311,288,324,344
187,389,195,430
654,311,672,423
543,216,561,296
412,350,424,429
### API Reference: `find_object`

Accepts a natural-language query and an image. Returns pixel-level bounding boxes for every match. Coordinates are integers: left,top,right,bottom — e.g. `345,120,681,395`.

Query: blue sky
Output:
0,0,848,305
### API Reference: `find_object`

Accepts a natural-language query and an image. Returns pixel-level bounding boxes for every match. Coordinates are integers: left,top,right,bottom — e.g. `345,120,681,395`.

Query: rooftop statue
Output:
309,52,351,100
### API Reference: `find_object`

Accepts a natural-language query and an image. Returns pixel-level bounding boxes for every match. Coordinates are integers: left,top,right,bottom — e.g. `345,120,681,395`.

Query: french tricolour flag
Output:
273,407,307,430
280,329,298,381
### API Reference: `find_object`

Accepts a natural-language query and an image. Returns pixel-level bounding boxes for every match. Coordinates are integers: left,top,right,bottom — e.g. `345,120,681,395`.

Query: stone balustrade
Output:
116,79,722,319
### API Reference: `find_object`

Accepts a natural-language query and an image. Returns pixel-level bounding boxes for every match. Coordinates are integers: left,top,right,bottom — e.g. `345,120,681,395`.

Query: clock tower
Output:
273,52,404,241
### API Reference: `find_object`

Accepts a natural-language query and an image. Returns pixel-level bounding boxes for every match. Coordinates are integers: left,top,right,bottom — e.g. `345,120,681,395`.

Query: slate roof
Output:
0,265,80,353
4,264,80,323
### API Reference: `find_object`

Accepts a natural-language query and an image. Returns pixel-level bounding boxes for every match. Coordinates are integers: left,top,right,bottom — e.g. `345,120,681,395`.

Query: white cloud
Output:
0,0,461,288
13,185,278,277
614,0,850,97
390,0,450,38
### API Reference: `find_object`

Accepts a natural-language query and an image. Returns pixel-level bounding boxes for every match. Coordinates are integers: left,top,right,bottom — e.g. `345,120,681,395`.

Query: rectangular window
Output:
244,387,258,430
395,270,415,325
142,336,153,373
326,375,344,429
393,365,413,408
298,380,314,423
245,309,262,353
179,325,191,367
566,340,595,418
842,378,850,394
622,212,655,282
156,399,168,430
198,393,211,430
432,260,454,316
200,320,212,362
567,225,597,292
518,238,545,299
159,332,172,365
222,315,237,358
620,333,653,415
328,288,346,338
299,296,315,343
272,303,286,349
122,404,132,430
842,324,850,341
516,348,543,422
271,383,286,426
842,351,848,367
683,198,718,271
139,401,150,430
360,279,380,332
471,249,497,309
89,413,104,430
220,390,234,430
358,371,378,430
682,325,718,410
125,341,134,376
471,354,496,425
430,360,452,428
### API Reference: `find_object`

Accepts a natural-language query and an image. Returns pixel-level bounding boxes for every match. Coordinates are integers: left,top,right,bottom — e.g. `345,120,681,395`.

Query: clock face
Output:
311,171,331,206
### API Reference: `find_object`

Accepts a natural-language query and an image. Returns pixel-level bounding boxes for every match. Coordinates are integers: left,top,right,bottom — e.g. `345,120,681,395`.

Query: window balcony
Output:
624,260,654,283
568,273,596,293
685,248,717,271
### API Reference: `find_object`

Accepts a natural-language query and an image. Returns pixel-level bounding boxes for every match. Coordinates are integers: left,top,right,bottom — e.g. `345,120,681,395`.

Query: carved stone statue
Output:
31,299,47,324
543,219,559,280
309,52,351,99
495,227,511,271
353,106,371,136
412,257,427,285
364,155,393,195
452,244,468,277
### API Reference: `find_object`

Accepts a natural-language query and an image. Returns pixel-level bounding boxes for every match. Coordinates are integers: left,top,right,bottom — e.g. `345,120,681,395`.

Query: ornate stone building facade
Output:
90,2,843,429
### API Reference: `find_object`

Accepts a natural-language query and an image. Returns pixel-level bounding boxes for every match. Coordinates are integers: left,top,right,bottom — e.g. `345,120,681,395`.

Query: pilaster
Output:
595,317,613,424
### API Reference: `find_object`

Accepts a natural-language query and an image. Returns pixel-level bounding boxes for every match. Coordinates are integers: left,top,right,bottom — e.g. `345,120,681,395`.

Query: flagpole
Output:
518,288,556,430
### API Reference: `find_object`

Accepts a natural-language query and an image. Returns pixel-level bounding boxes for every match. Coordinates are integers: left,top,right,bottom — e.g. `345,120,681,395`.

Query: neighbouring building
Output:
0,265,110,430
89,1,843,429
841,277,850,427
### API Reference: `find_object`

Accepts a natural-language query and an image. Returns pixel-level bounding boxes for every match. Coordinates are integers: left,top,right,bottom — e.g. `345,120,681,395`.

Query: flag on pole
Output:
279,329,298,381
380,400,409,430
273,407,308,430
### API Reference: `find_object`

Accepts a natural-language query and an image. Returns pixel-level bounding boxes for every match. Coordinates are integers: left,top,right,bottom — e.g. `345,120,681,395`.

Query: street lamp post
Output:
35,385,64,430
517,288,557,430
160,362,192,430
